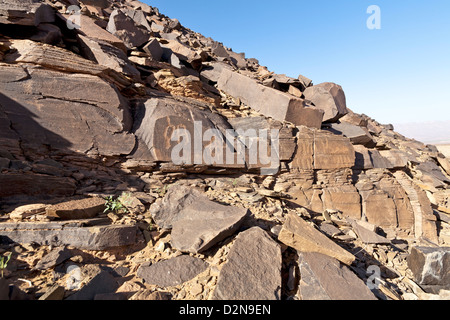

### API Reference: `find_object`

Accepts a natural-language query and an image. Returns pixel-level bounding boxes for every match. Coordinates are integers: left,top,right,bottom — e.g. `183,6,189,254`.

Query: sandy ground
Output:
436,145,450,158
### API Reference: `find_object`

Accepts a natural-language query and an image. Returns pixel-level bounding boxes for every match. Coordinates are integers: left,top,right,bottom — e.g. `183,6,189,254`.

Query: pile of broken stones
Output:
0,0,449,301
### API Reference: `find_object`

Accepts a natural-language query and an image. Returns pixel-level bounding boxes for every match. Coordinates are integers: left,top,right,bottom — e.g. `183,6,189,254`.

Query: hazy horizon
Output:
393,120,450,145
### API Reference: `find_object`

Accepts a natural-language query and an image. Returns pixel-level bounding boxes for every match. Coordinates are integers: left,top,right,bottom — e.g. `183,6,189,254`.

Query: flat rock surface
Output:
137,255,208,287
0,223,138,250
151,185,249,253
278,213,355,266
297,252,377,300
407,246,450,287
46,197,105,220
212,227,282,300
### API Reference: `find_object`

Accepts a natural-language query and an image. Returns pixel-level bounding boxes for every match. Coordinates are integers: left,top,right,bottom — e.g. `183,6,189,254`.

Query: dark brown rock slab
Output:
137,255,208,287
133,96,245,168
34,246,72,271
46,197,106,220
0,222,138,250
297,252,378,300
66,265,119,300
0,63,135,158
212,227,282,300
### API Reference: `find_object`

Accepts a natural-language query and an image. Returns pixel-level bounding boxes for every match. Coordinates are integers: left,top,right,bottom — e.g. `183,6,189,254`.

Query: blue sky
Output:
145,0,450,128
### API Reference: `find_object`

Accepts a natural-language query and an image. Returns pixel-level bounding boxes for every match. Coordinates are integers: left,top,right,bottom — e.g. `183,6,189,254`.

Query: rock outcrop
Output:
0,0,449,302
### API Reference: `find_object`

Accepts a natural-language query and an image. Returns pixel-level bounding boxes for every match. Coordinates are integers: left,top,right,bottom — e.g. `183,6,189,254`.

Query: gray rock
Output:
142,38,163,61
303,82,348,123
348,219,390,244
0,0,55,26
326,122,375,147
67,267,119,300
0,222,138,250
78,35,140,79
38,284,65,300
137,255,208,287
151,185,248,253
122,8,152,31
407,247,450,288
106,9,151,49
212,227,282,300
34,247,72,271
414,161,450,186
297,252,378,300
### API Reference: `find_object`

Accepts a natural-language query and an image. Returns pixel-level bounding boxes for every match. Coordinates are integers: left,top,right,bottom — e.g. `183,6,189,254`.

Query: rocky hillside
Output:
0,0,449,301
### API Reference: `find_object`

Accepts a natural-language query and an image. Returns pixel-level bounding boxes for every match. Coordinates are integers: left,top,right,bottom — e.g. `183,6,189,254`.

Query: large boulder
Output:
106,9,151,49
303,82,348,123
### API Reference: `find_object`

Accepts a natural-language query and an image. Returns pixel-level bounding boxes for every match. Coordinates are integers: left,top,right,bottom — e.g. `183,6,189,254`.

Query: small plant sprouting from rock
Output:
0,252,12,278
104,195,128,214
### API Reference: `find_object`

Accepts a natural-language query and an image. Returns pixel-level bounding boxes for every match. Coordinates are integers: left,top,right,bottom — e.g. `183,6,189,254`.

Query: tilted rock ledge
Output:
0,0,449,301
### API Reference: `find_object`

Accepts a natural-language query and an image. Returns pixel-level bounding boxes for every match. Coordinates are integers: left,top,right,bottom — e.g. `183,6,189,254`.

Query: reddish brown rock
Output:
201,63,324,128
361,190,398,229
290,128,355,170
322,185,361,219
297,252,377,300
212,227,282,300
303,82,348,123
46,198,106,220
106,9,151,49
150,185,249,253
137,255,208,287
278,213,355,265
0,63,135,158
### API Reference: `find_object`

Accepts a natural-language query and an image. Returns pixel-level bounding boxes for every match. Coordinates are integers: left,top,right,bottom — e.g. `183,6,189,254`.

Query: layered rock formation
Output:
0,0,449,301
